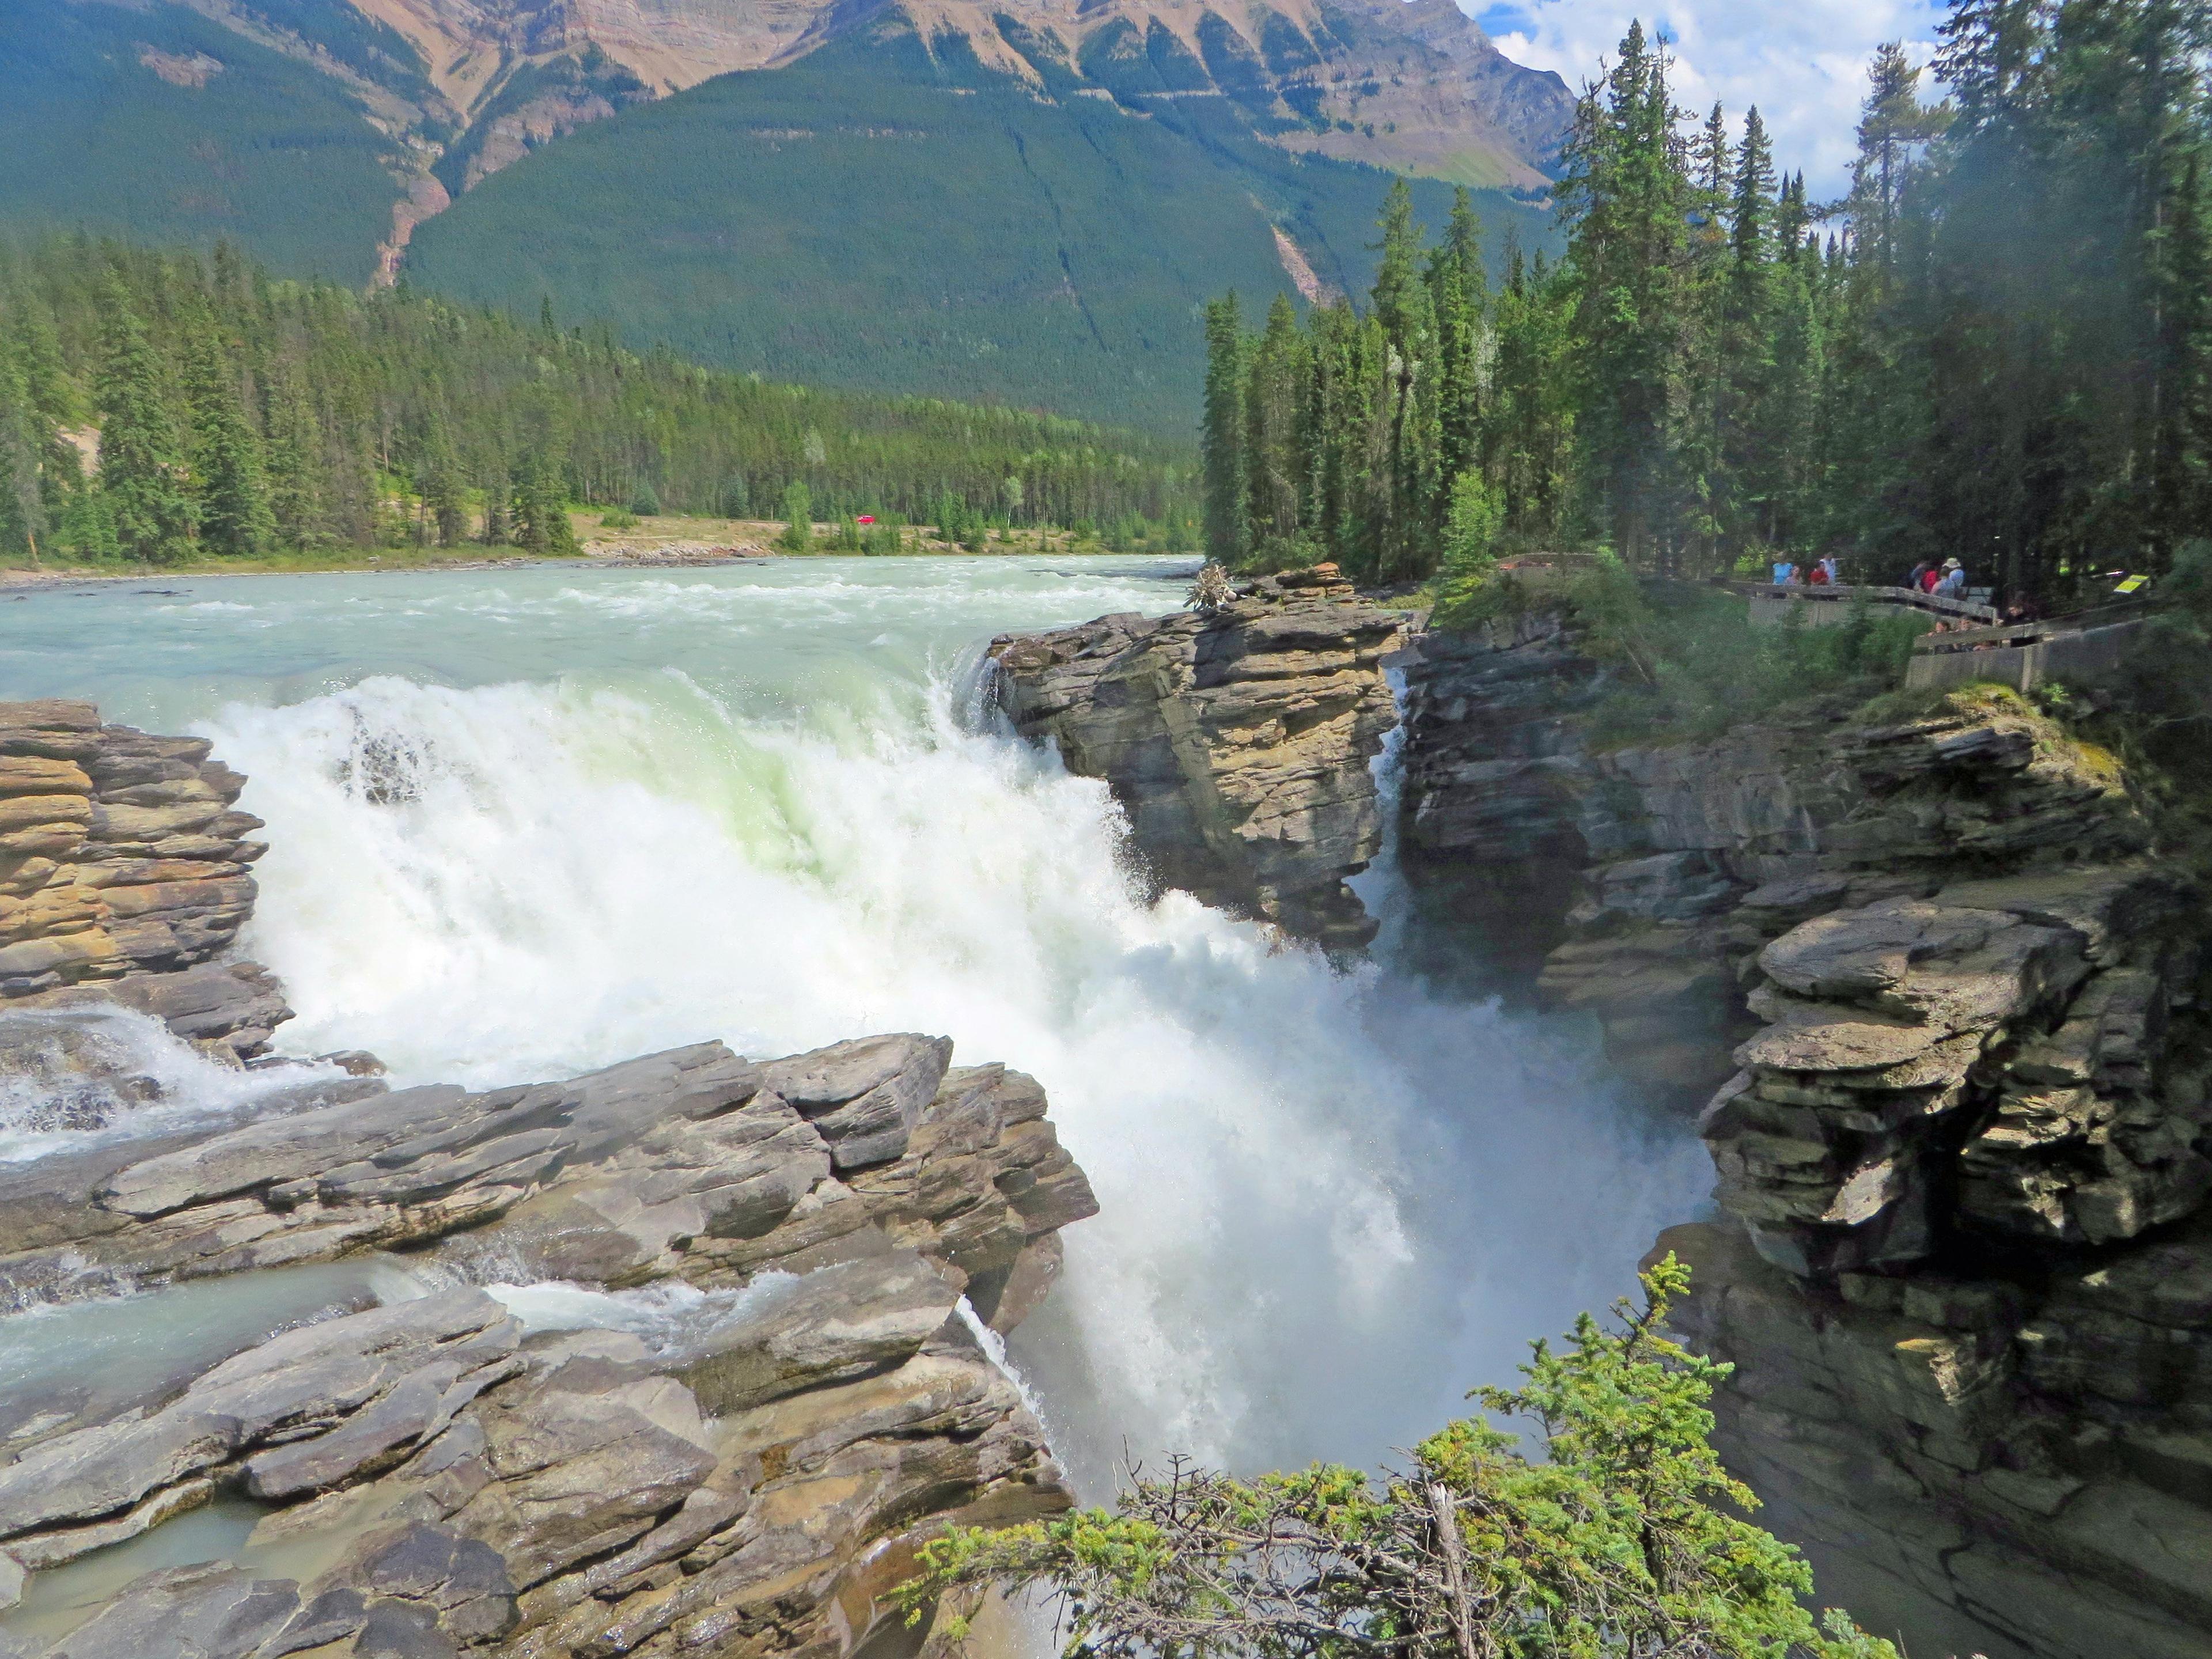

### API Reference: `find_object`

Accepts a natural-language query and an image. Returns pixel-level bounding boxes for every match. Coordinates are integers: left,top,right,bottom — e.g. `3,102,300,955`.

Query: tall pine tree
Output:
94,278,196,565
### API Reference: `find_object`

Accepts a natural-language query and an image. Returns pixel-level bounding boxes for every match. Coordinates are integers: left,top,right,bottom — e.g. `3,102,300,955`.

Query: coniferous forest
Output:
0,238,1194,566
1202,3,2212,609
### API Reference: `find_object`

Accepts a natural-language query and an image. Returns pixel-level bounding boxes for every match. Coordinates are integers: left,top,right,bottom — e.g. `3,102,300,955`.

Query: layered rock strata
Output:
0,1264,1066,1659
0,1028,1092,1654
989,567,1404,946
0,700,282,1054
1400,613,2158,1107
1399,616,2212,1659
0,1032,1095,1324
0,701,1099,1659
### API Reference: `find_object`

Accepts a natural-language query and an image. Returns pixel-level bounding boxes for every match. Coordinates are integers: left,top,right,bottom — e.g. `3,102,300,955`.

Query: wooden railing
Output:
1725,582,2001,626
1904,599,2159,691
1908,598,2158,656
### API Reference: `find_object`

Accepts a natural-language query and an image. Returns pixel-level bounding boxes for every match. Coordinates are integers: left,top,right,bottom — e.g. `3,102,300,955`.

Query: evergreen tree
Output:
1559,22,1692,569
7,298,77,521
1201,292,1249,566
1484,243,1575,544
180,294,275,558
898,1259,1895,1659
418,406,466,547
1849,43,1947,282
480,460,512,546
511,449,578,554
1429,188,1488,497
1244,293,1312,556
1715,107,1779,561
262,358,328,551
93,278,196,565
1369,178,1443,580
0,351,47,563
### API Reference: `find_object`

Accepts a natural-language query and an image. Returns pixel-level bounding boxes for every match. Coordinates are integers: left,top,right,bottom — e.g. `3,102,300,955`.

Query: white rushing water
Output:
0,558,1707,1483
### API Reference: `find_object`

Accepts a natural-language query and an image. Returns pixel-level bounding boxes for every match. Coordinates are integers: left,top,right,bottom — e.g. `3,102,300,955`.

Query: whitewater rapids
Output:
0,558,1705,1486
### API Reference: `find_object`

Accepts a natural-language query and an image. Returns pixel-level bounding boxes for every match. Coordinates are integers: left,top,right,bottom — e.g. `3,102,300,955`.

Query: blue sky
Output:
1472,0,1948,197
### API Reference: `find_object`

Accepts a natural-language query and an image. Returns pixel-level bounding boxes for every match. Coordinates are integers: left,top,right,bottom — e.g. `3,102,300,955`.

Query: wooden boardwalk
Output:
1728,581,2001,627
1904,601,2156,692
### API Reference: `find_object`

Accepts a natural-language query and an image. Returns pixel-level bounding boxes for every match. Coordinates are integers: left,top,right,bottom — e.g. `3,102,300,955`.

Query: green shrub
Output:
897,1258,1891,1659
598,506,639,529
628,483,661,516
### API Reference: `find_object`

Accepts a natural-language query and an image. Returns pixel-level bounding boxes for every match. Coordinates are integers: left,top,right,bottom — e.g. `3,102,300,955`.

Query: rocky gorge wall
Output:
0,702,1100,1659
1407,608,2212,1659
1000,579,2212,1659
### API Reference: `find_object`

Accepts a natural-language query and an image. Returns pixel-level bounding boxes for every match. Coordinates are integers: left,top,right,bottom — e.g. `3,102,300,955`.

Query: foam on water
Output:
0,559,1708,1484
483,1273,801,1355
0,1005,340,1165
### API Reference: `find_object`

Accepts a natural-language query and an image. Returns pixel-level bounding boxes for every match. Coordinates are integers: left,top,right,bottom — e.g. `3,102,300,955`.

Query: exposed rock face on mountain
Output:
347,0,1572,194
0,700,1097,1659
1397,610,2212,1659
989,567,1405,946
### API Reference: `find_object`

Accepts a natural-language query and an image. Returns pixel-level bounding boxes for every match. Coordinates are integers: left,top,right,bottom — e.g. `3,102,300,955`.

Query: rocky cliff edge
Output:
988,565,1405,948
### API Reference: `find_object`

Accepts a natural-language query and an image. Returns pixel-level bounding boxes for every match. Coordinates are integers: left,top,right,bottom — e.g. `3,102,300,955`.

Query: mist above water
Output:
0,559,1706,1484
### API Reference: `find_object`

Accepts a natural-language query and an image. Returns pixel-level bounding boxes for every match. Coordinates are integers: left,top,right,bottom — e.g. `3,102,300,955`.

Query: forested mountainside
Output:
1204,10,2212,609
0,0,407,287
0,238,1192,566
406,20,1550,431
0,0,1560,430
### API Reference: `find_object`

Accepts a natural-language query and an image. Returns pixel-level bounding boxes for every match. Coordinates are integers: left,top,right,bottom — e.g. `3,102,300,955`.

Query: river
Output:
0,556,1706,1490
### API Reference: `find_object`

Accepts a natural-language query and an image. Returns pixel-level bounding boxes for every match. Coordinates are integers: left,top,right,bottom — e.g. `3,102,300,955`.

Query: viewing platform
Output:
1903,599,2157,692
1726,581,2001,628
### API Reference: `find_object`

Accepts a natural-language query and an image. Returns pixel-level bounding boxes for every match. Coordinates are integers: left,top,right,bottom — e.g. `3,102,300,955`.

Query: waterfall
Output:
0,561,1706,1488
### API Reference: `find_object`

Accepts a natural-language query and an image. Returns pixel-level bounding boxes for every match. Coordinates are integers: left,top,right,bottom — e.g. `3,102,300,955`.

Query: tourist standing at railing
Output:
1772,556,1797,586
1819,555,1840,585
1907,559,1932,592
1936,559,1967,599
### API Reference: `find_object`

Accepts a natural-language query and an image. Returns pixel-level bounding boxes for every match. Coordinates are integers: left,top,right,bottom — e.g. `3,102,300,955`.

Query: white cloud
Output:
1473,0,1946,197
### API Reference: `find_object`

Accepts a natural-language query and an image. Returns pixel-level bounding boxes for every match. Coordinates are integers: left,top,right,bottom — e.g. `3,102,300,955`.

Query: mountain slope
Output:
1,0,1565,427
1,0,1569,279
0,0,404,283
402,12,1554,430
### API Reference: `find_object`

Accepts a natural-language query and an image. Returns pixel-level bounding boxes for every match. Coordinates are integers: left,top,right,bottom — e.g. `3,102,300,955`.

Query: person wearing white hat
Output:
1936,558,1967,598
